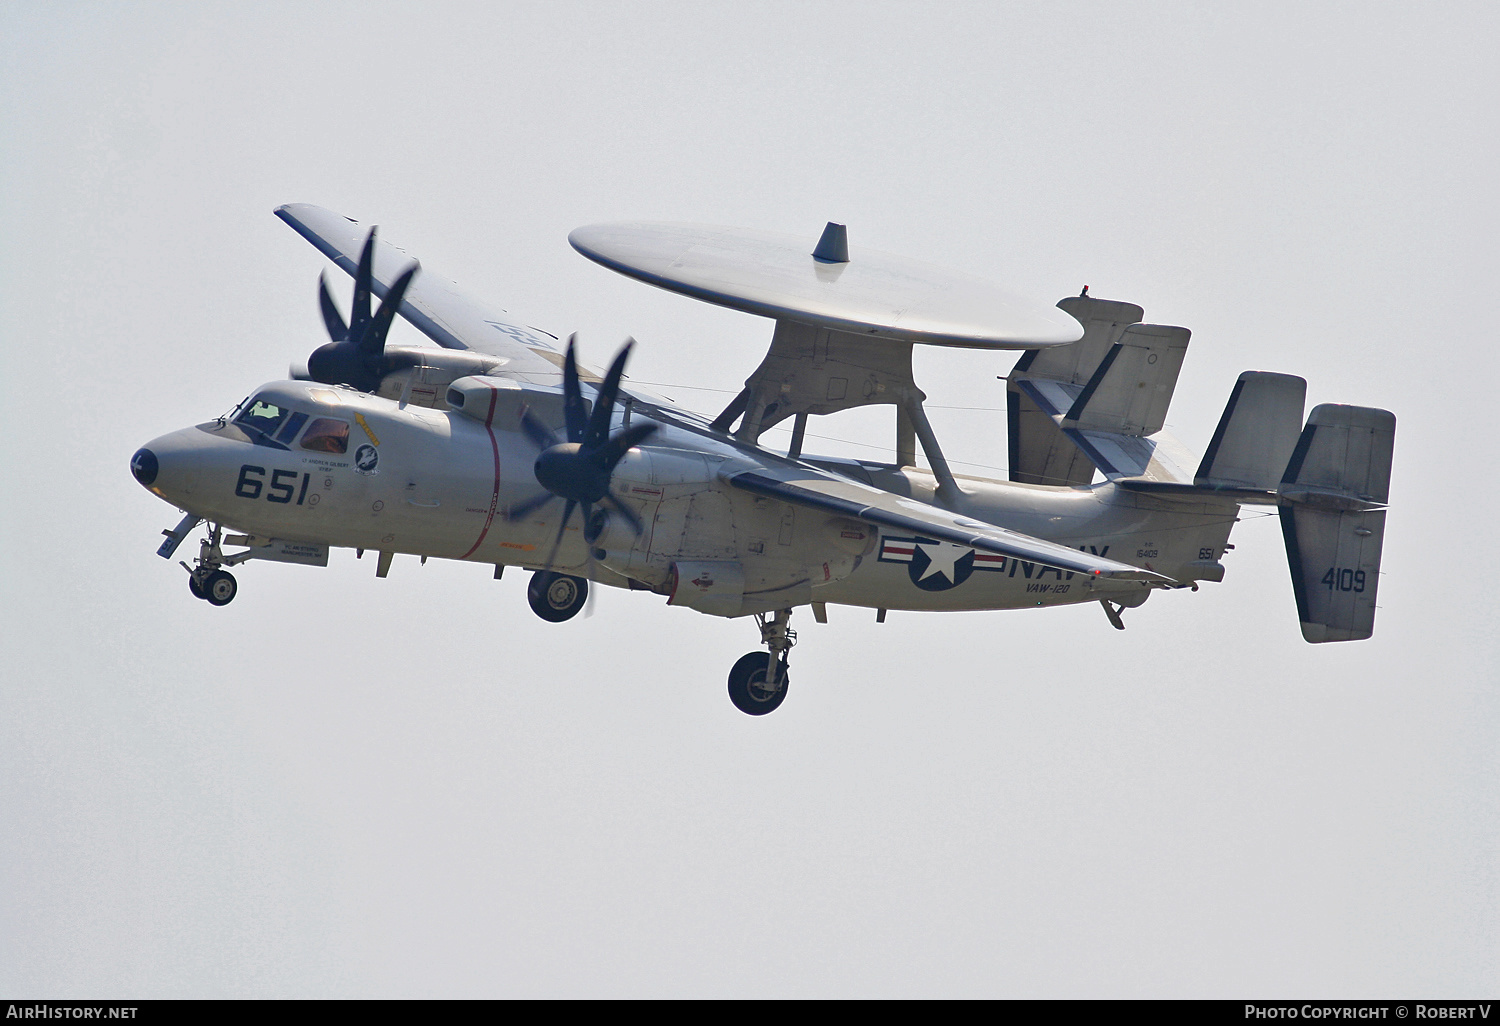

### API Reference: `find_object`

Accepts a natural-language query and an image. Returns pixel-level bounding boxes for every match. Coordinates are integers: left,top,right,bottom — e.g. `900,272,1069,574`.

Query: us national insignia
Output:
878,535,1006,591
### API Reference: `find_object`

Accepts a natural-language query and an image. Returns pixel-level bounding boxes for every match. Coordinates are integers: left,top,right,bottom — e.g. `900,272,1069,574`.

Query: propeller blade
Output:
542,498,578,571
518,406,560,450
602,491,645,536
582,548,599,619
318,272,348,341
350,229,376,342
505,491,556,522
584,339,634,450
361,263,418,357
592,422,657,473
561,335,587,443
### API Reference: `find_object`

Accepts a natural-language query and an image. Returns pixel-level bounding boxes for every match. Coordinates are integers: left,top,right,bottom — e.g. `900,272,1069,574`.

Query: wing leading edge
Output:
723,465,1168,583
275,203,565,382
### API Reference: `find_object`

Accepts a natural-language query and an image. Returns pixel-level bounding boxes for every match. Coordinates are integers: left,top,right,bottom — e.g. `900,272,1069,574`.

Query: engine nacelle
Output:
371,348,508,408
446,376,575,433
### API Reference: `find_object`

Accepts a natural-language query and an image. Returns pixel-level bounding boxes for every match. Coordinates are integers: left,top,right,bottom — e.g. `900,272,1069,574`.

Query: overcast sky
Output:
2,1,1496,997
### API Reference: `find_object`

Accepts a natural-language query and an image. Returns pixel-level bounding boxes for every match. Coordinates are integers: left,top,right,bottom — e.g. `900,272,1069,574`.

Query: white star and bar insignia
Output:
877,535,1007,591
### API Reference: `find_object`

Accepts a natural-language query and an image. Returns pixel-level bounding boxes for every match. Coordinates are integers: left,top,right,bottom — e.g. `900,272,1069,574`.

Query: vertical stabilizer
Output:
1007,295,1142,486
1278,404,1396,642
1196,372,1307,491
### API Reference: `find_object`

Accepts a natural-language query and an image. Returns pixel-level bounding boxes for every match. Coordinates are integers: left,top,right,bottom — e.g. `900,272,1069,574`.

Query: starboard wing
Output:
275,203,567,384
722,463,1168,583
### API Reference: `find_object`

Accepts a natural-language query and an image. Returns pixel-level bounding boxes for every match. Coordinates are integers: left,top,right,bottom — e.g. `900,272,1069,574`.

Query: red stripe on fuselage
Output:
459,387,503,560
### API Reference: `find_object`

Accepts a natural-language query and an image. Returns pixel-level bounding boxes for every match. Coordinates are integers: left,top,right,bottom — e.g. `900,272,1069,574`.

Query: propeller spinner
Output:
303,227,420,392
508,337,657,567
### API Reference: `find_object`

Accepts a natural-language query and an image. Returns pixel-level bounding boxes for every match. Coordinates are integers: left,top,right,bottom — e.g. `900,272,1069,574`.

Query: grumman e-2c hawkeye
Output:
130,206,1396,715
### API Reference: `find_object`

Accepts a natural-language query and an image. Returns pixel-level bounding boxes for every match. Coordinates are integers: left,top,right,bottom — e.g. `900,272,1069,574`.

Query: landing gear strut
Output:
180,523,239,606
528,571,588,622
728,608,796,715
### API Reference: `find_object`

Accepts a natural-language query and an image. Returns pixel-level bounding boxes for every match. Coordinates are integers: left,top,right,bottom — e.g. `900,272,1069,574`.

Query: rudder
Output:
1278,404,1396,642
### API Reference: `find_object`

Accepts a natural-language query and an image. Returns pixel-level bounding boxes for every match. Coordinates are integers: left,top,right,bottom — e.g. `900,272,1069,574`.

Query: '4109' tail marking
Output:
1322,567,1366,592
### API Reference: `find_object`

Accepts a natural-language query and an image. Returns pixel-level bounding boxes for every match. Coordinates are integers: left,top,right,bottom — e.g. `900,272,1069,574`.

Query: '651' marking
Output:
236,465,311,505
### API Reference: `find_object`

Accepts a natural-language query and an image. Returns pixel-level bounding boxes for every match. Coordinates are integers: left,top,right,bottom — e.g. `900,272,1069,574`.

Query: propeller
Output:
508,336,658,570
304,227,420,392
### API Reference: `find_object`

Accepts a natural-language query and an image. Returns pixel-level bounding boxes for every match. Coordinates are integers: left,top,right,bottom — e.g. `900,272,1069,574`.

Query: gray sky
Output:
2,0,1496,997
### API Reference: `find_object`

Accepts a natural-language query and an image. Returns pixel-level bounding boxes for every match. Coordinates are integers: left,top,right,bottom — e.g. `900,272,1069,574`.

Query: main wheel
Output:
727,651,789,716
528,571,588,622
203,569,237,606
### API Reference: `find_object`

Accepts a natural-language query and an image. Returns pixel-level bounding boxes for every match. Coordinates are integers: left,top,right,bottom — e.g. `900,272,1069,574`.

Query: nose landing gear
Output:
728,608,796,715
199,569,238,606
179,523,239,606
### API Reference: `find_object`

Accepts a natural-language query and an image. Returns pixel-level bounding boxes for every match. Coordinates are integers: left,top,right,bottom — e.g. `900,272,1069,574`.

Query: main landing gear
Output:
728,609,796,716
180,523,239,606
528,571,588,622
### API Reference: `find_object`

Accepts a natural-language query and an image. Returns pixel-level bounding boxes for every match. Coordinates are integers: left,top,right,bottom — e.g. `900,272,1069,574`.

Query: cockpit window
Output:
275,412,309,444
233,396,295,447
300,417,351,454
236,398,287,433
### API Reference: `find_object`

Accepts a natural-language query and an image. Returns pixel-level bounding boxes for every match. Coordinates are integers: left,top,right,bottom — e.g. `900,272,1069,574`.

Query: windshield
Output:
233,396,307,448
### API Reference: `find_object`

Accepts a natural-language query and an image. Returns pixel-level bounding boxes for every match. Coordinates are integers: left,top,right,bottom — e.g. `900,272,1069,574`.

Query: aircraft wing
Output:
722,463,1168,582
275,203,567,383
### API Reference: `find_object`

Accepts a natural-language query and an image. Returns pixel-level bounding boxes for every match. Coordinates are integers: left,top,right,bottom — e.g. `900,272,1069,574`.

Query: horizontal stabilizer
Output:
1195,372,1307,491
1008,295,1142,486
1065,427,1197,483
1279,404,1396,642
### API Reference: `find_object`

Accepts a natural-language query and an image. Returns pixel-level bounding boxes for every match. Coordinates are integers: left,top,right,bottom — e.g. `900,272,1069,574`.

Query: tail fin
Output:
1278,404,1396,642
1196,371,1307,490
1008,295,1142,486
1008,295,1196,485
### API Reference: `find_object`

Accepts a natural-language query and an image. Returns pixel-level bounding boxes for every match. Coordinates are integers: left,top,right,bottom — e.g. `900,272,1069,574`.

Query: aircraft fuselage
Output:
134,379,1236,617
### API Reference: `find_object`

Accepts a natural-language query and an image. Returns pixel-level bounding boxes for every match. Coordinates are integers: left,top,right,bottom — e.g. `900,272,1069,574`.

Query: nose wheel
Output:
198,569,238,606
179,523,240,606
728,608,796,715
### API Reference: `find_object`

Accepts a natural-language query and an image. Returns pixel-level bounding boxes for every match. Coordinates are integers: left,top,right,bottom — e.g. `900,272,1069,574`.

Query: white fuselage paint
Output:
139,379,1240,617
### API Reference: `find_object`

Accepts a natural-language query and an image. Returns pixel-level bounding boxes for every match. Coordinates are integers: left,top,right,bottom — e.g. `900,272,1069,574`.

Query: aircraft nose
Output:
131,427,209,502
130,447,159,487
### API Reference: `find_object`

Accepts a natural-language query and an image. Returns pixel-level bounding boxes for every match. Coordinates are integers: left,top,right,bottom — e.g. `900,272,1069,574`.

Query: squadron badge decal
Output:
354,443,380,475
878,535,1006,591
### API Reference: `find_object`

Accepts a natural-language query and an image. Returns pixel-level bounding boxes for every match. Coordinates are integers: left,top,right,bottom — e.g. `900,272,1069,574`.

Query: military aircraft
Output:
130,205,1395,714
